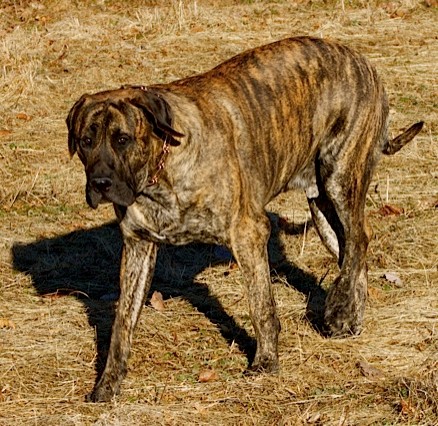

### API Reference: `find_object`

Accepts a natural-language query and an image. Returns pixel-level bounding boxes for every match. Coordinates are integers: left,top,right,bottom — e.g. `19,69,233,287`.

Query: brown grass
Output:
1,1,437,425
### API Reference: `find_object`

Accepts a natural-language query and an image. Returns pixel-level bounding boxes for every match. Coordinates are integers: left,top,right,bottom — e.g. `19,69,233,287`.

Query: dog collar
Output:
146,134,171,187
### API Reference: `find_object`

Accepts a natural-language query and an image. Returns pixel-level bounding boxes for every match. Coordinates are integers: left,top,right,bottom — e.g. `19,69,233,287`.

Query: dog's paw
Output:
323,308,363,338
323,275,366,338
323,320,362,338
85,386,116,403
247,355,279,374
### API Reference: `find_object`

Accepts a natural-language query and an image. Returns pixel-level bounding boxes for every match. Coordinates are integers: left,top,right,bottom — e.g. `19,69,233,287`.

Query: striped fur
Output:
67,36,423,402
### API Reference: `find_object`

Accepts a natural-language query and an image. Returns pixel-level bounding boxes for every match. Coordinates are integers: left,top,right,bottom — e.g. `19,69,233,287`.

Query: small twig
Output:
386,173,390,203
300,219,308,257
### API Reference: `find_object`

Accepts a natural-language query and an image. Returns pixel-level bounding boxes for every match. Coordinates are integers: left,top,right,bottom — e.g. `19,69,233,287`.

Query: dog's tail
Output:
382,121,424,155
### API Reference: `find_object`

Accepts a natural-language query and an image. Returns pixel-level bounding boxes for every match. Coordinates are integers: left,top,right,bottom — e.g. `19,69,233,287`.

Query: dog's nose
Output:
90,177,112,192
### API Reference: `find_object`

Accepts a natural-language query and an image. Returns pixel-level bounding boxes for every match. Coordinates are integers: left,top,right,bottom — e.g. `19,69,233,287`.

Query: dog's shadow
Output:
11,213,325,378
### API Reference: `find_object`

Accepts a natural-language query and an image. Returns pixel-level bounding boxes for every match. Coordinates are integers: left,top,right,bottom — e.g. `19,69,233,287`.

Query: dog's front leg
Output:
230,214,280,373
87,237,158,402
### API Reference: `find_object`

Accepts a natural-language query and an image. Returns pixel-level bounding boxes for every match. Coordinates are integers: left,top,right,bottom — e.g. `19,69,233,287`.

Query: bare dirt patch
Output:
1,1,437,425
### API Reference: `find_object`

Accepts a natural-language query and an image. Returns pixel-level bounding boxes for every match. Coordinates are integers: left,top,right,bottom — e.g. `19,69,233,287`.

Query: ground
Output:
0,1,437,425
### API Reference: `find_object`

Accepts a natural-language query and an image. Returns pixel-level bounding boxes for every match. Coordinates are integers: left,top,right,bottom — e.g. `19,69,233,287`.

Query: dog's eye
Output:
81,137,92,148
118,136,129,146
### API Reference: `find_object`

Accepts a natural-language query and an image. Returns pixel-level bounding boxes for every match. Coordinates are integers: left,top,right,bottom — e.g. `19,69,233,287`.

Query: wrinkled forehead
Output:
78,99,139,135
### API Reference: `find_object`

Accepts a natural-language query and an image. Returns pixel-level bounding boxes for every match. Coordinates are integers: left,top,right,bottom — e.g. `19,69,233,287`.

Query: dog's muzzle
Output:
86,175,136,209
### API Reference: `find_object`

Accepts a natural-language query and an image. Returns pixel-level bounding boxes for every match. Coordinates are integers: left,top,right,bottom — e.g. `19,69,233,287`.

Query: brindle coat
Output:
66,36,423,402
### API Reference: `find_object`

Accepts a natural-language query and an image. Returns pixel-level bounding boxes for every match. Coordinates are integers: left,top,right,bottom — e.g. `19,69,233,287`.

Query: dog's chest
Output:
121,196,228,246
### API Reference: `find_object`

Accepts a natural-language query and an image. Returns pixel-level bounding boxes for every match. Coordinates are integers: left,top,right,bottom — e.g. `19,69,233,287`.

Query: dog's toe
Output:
86,387,115,403
247,355,280,375
323,312,363,338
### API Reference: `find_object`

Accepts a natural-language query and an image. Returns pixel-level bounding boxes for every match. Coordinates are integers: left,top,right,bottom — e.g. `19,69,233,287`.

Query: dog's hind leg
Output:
229,213,280,373
314,143,376,337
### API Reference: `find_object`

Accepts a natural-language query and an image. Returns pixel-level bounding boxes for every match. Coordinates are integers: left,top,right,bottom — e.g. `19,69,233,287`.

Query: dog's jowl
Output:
67,36,423,402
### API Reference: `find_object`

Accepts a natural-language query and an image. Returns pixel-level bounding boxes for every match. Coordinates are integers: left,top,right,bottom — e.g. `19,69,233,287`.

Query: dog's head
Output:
66,86,184,209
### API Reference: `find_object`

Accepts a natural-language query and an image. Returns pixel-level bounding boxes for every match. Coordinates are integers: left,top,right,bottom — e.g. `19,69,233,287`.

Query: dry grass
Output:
1,0,437,425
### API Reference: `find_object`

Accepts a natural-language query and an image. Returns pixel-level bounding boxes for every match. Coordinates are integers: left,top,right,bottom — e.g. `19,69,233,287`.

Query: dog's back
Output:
159,37,388,204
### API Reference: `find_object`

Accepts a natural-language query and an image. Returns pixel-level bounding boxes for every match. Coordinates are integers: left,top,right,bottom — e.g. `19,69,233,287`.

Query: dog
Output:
66,36,423,402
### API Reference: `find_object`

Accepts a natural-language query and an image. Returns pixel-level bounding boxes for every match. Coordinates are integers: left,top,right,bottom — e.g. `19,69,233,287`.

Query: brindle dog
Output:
67,36,423,402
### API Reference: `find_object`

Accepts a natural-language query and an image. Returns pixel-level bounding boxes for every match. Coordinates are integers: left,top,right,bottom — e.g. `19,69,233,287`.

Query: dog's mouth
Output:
86,177,136,209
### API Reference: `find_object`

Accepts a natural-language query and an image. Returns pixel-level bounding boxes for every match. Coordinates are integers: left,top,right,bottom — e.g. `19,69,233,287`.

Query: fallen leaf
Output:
0,129,12,137
35,15,49,24
400,398,415,416
305,412,321,423
0,318,15,330
150,291,165,312
229,262,238,270
382,272,403,287
377,204,404,216
357,360,384,380
43,291,64,300
190,25,204,33
368,286,384,301
390,8,409,18
223,261,238,276
198,369,219,383
16,112,32,121
415,340,429,352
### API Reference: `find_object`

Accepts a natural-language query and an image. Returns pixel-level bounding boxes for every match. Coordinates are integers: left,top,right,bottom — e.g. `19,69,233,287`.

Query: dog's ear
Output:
129,89,184,146
66,95,87,157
